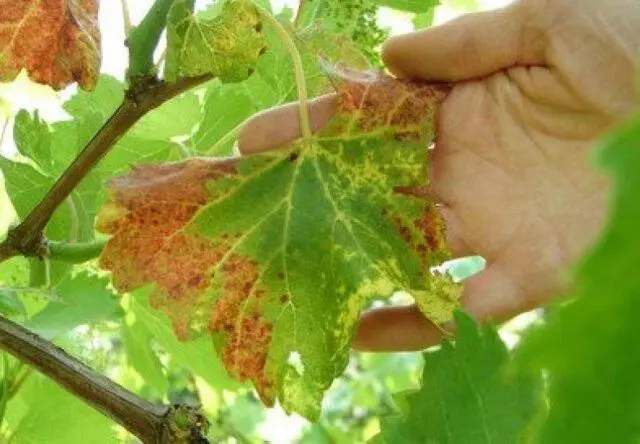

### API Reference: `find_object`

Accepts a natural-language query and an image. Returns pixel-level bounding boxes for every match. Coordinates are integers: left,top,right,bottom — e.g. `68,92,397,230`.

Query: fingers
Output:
237,94,337,155
438,205,476,257
381,1,546,82
460,264,527,321
352,305,445,352
352,265,527,351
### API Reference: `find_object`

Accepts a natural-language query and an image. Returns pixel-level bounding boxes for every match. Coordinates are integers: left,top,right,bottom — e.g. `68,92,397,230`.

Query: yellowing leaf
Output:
0,0,100,90
97,71,452,418
164,0,267,82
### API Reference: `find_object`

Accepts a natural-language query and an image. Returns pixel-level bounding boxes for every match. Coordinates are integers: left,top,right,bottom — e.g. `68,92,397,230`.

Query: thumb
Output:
382,2,546,82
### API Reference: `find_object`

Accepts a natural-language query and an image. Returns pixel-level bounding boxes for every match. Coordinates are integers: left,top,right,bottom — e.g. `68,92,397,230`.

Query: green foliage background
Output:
0,0,639,442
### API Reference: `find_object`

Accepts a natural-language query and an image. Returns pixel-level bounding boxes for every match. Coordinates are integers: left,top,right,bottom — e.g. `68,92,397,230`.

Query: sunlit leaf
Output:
374,0,439,13
24,272,120,339
9,375,118,444
165,0,268,82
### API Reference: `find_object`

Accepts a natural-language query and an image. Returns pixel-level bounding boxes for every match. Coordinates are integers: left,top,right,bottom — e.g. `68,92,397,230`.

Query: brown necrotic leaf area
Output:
209,254,275,402
97,160,239,340
97,158,277,400
324,63,450,139
0,0,100,90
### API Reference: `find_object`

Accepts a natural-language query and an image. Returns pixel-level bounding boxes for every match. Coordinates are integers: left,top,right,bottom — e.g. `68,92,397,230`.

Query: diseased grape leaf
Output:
164,0,268,83
0,0,100,90
97,71,451,418
379,312,543,444
518,114,640,443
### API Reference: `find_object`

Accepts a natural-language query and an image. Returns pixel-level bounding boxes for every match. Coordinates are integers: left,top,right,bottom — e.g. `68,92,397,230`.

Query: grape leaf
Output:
8,375,118,444
442,0,480,10
0,0,100,90
121,318,169,396
379,312,543,444
13,110,52,172
24,272,120,340
97,71,451,418
374,0,439,13
0,157,72,241
519,114,640,443
0,257,29,316
164,0,268,82
294,0,388,65
413,8,437,30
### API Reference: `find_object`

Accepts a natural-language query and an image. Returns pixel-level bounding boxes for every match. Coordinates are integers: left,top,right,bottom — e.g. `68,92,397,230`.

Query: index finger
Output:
238,94,337,155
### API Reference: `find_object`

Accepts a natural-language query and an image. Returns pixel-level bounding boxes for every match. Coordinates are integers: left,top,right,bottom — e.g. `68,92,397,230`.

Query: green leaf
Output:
24,272,120,339
0,289,27,316
121,319,169,396
0,157,69,241
359,352,422,393
164,0,268,82
375,0,438,13
191,79,273,155
380,312,542,444
125,289,242,392
63,75,123,124
295,0,388,65
13,110,52,173
8,375,118,444
442,0,479,11
0,257,29,288
519,114,640,443
413,8,437,29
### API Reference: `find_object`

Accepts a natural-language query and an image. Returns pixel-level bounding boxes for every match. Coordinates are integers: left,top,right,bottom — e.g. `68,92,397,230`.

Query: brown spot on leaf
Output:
390,204,447,271
392,217,413,246
414,205,446,253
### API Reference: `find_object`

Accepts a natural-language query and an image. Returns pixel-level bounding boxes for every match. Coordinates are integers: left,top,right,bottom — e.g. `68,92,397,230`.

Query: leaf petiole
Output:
253,3,312,141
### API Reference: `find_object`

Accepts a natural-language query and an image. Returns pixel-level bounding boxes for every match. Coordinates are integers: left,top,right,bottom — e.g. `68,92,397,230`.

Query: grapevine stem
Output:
48,239,107,263
254,4,312,140
0,315,209,443
127,0,176,78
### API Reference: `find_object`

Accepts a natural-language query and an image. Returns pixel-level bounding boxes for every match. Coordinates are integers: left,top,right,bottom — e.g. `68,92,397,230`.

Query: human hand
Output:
239,0,640,351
